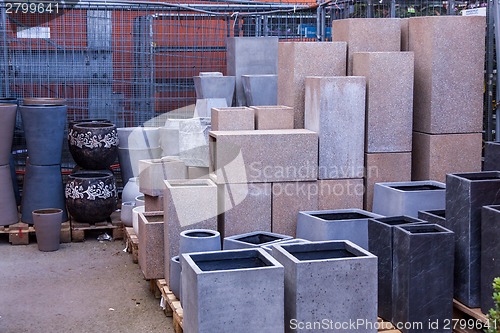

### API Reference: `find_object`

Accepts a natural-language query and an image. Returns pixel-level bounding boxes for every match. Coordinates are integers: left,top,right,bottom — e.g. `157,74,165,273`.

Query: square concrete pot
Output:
272,240,377,333
372,180,445,218
296,209,383,250
392,224,454,333
181,248,284,333
446,171,500,307
138,157,187,196
261,238,310,255
193,74,236,106
223,231,292,250
480,205,500,314
138,211,164,280
417,209,446,227
241,74,278,106
211,107,254,131
178,117,211,167
368,216,427,321
250,105,294,130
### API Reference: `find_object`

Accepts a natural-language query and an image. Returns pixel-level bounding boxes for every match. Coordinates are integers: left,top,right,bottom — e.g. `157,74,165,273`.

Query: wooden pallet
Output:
151,279,183,333
124,227,139,264
0,221,71,245
71,219,123,242
452,299,490,333
377,318,401,332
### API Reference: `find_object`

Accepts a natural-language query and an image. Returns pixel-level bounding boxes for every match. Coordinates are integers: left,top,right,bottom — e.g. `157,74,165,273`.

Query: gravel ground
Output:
0,236,174,333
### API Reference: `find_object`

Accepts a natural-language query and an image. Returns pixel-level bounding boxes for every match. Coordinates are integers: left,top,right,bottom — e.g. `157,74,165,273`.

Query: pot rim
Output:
32,208,63,215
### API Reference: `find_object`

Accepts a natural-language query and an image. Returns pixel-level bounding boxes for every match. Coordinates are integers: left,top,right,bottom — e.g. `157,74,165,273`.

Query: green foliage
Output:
485,277,500,333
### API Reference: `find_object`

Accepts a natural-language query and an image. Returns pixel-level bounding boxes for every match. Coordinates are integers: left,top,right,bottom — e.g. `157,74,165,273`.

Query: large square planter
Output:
417,209,446,227
272,240,377,333
446,171,500,307
372,180,445,218
223,231,292,250
138,211,164,279
181,248,284,333
392,224,455,333
368,216,427,321
481,205,500,313
296,209,383,250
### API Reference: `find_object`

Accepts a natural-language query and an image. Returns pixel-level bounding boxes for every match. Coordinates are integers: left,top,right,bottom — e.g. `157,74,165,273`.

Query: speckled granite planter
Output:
181,248,284,333
296,209,383,250
372,180,445,218
272,240,377,333
138,211,164,280
223,231,292,250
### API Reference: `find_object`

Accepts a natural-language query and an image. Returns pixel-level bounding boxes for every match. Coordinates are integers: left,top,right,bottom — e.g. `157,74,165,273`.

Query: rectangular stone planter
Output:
218,183,272,238
446,171,500,308
193,73,235,106
242,74,278,106
188,166,209,179
138,211,164,280
223,231,292,250
250,105,294,130
352,52,414,153
181,248,284,333
331,18,401,75
296,209,383,250
409,16,485,134
226,37,278,107
481,205,500,314
278,41,347,128
317,179,364,211
364,152,412,211
483,141,500,171
163,179,218,285
139,157,187,196
211,107,255,131
392,224,454,332
272,240,377,333
372,180,445,218
304,76,366,179
412,131,482,182
368,216,427,321
417,209,446,227
209,129,318,184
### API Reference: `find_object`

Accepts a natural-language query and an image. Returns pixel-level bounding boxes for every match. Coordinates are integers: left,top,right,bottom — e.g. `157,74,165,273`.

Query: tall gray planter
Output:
372,180,445,218
481,205,500,314
417,209,446,226
181,248,284,333
392,224,454,333
368,216,426,321
446,171,500,307
272,240,377,333
193,73,235,107
241,74,278,106
223,231,292,250
296,209,383,250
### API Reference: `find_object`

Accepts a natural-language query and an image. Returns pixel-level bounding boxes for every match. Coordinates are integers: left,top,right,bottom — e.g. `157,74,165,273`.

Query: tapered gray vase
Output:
32,208,63,252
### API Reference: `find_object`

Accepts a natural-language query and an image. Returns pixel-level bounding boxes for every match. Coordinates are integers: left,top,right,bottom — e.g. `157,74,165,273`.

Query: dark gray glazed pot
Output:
20,104,67,166
65,170,117,223
68,122,118,170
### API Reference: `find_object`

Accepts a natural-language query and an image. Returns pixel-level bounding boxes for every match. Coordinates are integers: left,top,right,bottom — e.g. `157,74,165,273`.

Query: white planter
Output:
117,127,160,149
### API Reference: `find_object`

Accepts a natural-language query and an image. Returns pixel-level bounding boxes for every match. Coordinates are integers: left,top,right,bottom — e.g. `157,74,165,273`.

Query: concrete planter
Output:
272,240,377,333
392,224,454,333
241,74,278,106
120,201,135,227
181,248,284,333
446,171,500,307
480,205,500,314
170,256,181,299
261,238,310,255
178,117,211,167
138,211,164,280
179,229,221,255
193,73,235,106
368,216,427,321
417,209,446,227
296,209,383,250
138,157,187,196
372,180,445,218
159,119,182,157
483,141,500,171
118,147,162,185
223,231,292,250
117,126,159,149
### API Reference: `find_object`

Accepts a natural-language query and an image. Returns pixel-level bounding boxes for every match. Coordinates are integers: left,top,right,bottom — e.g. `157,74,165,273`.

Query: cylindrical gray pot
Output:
135,195,145,207
120,201,135,227
0,103,17,165
65,170,117,223
23,97,66,106
21,162,67,224
170,256,181,299
179,229,221,255
20,104,67,166
32,208,63,252
68,122,118,170
0,164,19,226
122,177,141,203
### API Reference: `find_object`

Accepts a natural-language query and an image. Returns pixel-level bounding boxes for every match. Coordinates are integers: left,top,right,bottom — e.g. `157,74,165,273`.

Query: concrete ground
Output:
0,235,174,333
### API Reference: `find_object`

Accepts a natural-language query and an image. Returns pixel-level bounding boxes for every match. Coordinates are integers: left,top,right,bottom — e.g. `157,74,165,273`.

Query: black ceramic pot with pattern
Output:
68,122,118,170
65,170,117,223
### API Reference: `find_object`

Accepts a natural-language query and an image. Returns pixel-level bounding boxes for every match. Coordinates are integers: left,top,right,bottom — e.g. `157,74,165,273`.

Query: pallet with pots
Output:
0,221,71,245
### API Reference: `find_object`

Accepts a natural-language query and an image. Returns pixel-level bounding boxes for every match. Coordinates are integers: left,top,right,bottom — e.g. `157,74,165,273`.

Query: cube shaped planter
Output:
181,248,284,333
261,238,310,255
272,240,377,333
367,216,427,321
417,209,446,227
211,107,255,131
193,74,236,106
138,157,187,196
372,180,445,218
241,74,278,106
392,224,454,333
296,209,383,250
138,211,164,280
223,231,292,250
446,171,500,307
481,205,500,314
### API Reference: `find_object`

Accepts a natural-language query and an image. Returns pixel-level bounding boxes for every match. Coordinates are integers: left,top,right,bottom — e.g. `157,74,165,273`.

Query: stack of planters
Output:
65,119,118,224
